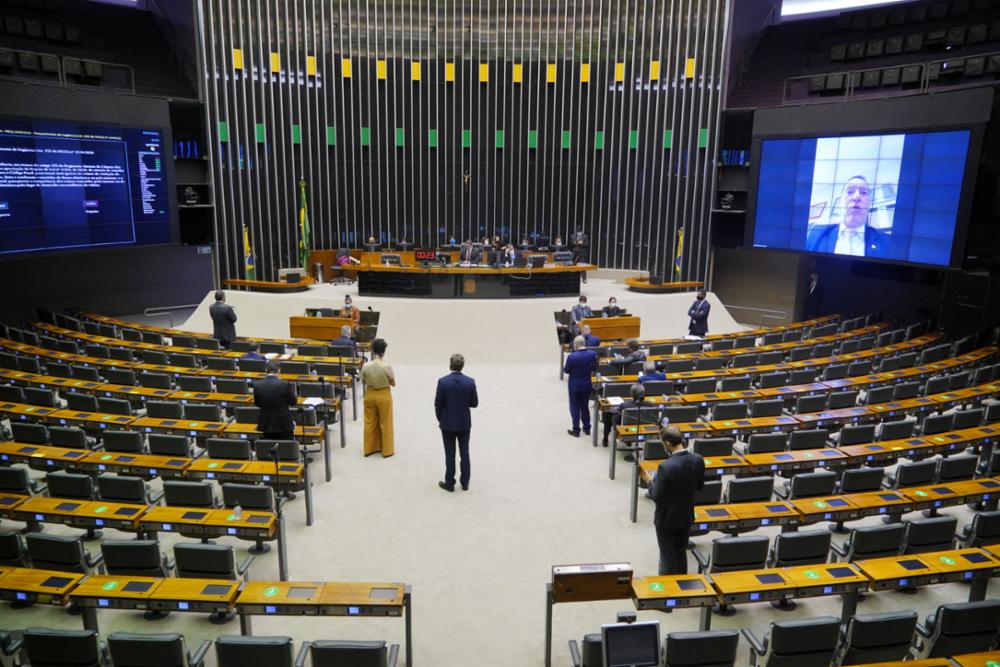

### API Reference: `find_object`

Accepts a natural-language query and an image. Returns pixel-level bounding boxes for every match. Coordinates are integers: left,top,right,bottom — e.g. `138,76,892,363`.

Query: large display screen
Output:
750,129,972,267
0,118,172,255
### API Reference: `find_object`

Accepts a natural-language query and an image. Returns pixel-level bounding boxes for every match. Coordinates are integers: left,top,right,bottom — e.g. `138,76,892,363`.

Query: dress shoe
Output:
601,439,609,447
567,429,580,437
438,481,454,492
583,428,591,436
461,484,469,491
623,453,635,462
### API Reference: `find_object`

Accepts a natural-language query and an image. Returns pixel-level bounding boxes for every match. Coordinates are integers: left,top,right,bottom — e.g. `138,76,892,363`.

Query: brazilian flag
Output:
674,228,684,278
298,179,311,272
242,224,256,280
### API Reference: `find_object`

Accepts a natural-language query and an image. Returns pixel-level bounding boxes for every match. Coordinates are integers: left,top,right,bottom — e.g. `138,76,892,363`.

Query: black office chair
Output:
837,466,884,494
921,412,954,436
25,532,103,573
147,401,183,419
662,630,739,667
758,351,784,366
98,397,133,416
660,405,699,424
19,628,107,667
694,536,768,615
694,480,723,506
643,380,674,396
956,511,1000,548
11,421,47,444
667,359,696,373
171,334,198,348
749,399,783,418
103,430,145,453
65,392,100,412
295,640,399,667
835,610,918,666
788,347,812,362
712,402,747,421
731,354,758,369
828,390,858,410
238,358,267,373
164,481,218,541
821,364,848,381
141,350,170,365
742,617,841,667
98,473,162,506
758,372,788,389
793,395,827,414
735,432,787,455
691,437,735,458
45,471,95,500
0,530,28,567
953,407,984,430
204,357,237,371
788,369,817,385
787,429,829,451
937,454,978,483
221,483,276,553
923,375,951,396
775,470,837,500
877,418,915,441
684,378,718,394
215,635,294,667
884,460,936,489
0,466,45,498
568,633,602,667
847,360,872,377
694,358,725,371
838,340,859,355
767,531,832,609
836,424,875,445
24,387,60,408
205,438,251,460
912,600,1000,658
865,385,894,405
724,477,773,503
902,516,957,554
148,433,193,457
101,539,174,577
719,376,752,391
215,377,250,395
178,375,214,392
892,381,921,400
234,407,260,424
168,353,199,369
831,523,905,562
107,632,212,667
139,372,173,390
17,357,43,374
174,543,253,622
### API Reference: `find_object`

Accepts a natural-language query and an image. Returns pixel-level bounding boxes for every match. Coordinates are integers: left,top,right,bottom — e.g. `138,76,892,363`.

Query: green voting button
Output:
208,462,219,468
813,501,828,508
648,582,664,592
939,556,956,566
94,506,108,513
704,459,713,465
915,490,928,497
102,581,119,591
101,454,113,461
804,570,820,579
263,586,280,597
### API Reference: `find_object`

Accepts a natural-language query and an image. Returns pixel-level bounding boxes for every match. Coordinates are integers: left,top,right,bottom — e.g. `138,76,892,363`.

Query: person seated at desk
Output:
551,235,565,251
241,342,265,360
570,295,593,335
340,295,361,331
336,248,361,266
601,382,648,455
613,339,647,366
397,238,413,250
331,325,357,357
638,361,666,384
364,236,381,251
581,324,600,348
492,234,503,249
447,235,458,247
500,243,519,267
520,237,534,251
459,239,482,265
603,297,625,318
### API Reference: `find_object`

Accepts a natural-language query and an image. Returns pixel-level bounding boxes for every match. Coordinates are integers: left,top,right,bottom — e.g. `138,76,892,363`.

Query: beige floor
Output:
0,275,988,666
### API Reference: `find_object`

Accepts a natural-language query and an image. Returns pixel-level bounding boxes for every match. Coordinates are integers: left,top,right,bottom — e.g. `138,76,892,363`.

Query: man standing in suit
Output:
805,176,888,258
253,359,296,441
687,290,710,337
563,336,597,438
804,271,825,319
436,353,479,492
649,425,705,575
209,290,237,350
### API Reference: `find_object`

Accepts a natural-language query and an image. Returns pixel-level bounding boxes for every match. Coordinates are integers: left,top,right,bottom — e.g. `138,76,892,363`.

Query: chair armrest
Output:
692,548,710,573
237,553,255,578
147,489,165,505
163,556,175,575
86,551,104,570
189,639,212,667
568,640,582,667
773,484,790,500
294,641,311,667
830,539,848,558
388,644,400,667
916,621,931,638
741,628,767,656
30,480,47,495
2,636,22,657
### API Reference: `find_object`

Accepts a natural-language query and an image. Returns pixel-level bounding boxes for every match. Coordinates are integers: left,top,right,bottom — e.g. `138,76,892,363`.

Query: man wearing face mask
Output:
806,175,888,258
603,297,624,318
688,290,710,337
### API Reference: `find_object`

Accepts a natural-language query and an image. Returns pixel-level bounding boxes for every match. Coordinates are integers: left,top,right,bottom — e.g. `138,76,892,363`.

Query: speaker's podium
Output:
582,316,640,341
290,310,352,339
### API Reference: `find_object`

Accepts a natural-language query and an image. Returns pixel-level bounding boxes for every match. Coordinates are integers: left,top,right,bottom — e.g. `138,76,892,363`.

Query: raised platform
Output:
224,277,315,293
625,276,703,293
355,263,596,299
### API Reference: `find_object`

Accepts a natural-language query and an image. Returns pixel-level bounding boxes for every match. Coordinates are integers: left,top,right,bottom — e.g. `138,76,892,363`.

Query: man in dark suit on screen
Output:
253,358,296,441
649,425,704,575
209,290,237,349
805,176,889,258
687,290,710,336
436,353,479,492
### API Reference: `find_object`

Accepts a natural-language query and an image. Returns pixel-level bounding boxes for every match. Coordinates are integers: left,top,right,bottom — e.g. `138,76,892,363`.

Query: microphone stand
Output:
269,445,288,581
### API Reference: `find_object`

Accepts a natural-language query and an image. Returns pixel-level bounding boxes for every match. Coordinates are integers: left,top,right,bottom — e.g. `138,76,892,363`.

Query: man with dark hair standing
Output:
253,358,296,441
687,289,710,337
209,290,237,350
436,353,479,492
649,425,704,575
804,271,824,320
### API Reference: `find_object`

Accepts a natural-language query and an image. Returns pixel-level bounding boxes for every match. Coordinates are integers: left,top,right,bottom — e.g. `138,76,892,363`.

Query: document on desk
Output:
607,397,624,406
302,397,325,407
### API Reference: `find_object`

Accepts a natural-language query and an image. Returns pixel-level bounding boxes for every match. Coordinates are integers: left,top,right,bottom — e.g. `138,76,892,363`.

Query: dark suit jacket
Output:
648,450,705,530
688,299,710,336
210,302,237,343
253,374,296,434
563,349,598,392
330,336,357,357
603,305,625,318
460,246,482,263
435,371,479,431
805,223,889,258
804,280,825,317
581,333,601,348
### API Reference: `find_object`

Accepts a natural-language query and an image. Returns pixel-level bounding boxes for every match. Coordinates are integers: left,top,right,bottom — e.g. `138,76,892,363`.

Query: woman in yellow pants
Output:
360,338,395,457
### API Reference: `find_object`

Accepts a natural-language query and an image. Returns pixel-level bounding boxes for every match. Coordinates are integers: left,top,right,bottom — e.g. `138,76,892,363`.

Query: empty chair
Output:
205,438,252,460
568,633,601,667
903,516,957,554
912,600,1000,658
695,535,769,574
828,390,858,409
937,454,977,482
11,421,47,443
98,473,161,505
953,407,984,430
776,470,837,500
921,412,954,436
719,376,751,391
45,471,95,499
65,392,99,412
204,356,237,371
813,343,835,358
17,356,43,373
788,368,817,385
101,539,173,577
694,480,723,506
875,356,899,373
297,344,328,356
662,630,739,667
691,437,734,458
174,543,253,620
758,372,788,389
141,332,166,345
734,336,756,349
19,628,105,667
238,358,267,373
168,353,199,369
838,466,885,493
0,529,28,566
163,481,217,508
195,338,221,351
141,350,170,365
865,385,894,405
98,397,132,416
109,347,137,362
783,331,802,343
896,351,917,368
923,375,951,396
122,329,143,342
736,432,788,455
184,403,222,422
725,476,773,503
48,426,92,449
234,407,260,424
956,511,1000,548
788,347,812,362
694,358,725,371
147,401,184,419
758,351,784,365
643,380,674,396
836,424,875,445
794,395,827,414
892,381,920,400
973,366,994,385
762,333,783,345
171,334,198,348
711,339,735,351
666,359,696,373
831,523,905,562
660,405,699,424
25,532,103,573
178,375,214,392
0,466,44,496
148,433,192,457
216,378,250,394
139,372,173,390
768,530,831,568
253,439,300,461
856,337,875,351
684,378,718,394
743,617,841,667
70,365,101,382
56,339,80,355
885,460,937,488
731,353,758,368
24,387,59,407
750,399,783,418
221,484,277,553
821,364,848,381
836,610,918,666
0,383,24,403
103,430,145,453
108,631,211,667
298,640,398,667
712,402,747,421
949,370,971,390
877,418,915,441
314,362,346,376
838,340,859,355
788,429,829,450
215,635,294,667
987,402,1000,424
260,342,286,355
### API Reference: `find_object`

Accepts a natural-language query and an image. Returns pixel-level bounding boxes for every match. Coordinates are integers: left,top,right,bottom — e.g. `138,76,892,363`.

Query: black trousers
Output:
655,524,691,576
441,429,471,489
263,431,294,442
218,337,233,350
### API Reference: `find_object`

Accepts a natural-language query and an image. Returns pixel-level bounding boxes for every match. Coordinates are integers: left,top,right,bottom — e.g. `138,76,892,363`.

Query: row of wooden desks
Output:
0,567,413,666
545,549,1000,666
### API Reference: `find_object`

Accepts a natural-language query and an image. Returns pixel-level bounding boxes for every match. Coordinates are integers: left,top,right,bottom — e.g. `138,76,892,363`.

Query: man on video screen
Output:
805,175,888,258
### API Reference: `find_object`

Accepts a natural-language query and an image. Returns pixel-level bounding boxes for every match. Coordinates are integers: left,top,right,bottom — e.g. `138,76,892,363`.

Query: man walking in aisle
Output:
436,353,479,492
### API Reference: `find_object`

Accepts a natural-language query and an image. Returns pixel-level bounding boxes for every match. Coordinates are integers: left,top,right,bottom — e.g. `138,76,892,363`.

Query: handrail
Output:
724,304,789,327
142,304,200,329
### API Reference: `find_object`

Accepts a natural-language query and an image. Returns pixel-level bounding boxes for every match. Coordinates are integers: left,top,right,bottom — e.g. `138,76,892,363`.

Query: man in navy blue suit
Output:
563,335,598,437
687,290,710,336
436,353,479,492
805,176,889,258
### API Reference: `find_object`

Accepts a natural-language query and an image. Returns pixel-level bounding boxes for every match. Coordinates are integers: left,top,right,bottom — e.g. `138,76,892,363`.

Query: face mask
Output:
609,301,616,306
697,295,705,301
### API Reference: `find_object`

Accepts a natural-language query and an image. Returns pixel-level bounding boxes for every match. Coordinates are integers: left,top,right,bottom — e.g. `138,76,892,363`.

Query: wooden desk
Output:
680,390,760,407
0,441,91,472
0,567,83,605
80,450,191,477
624,277,703,293
839,438,935,466
711,569,797,605
289,315,352,340
630,575,716,611
692,505,741,535
171,390,254,407
952,651,1000,667
743,448,847,475
583,316,640,341
732,501,799,530
225,277,315,292
138,506,276,540
855,554,939,590
0,492,27,513
633,455,748,524
847,490,915,519
70,574,161,611
131,417,227,438
900,483,968,512
0,401,59,423
756,383,831,400
790,495,862,526
147,577,241,613
11,496,148,532
223,422,326,444
49,409,137,431
793,406,877,429
916,548,1000,601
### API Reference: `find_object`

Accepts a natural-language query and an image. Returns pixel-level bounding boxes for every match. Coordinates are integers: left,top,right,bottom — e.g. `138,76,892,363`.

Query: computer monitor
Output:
601,621,660,667
486,251,502,266
553,251,573,265
513,255,528,268
284,272,301,283
435,252,451,265
380,253,401,265
528,255,545,268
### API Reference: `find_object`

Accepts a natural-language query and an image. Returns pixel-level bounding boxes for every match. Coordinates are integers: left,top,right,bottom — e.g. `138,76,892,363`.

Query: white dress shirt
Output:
834,222,865,256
